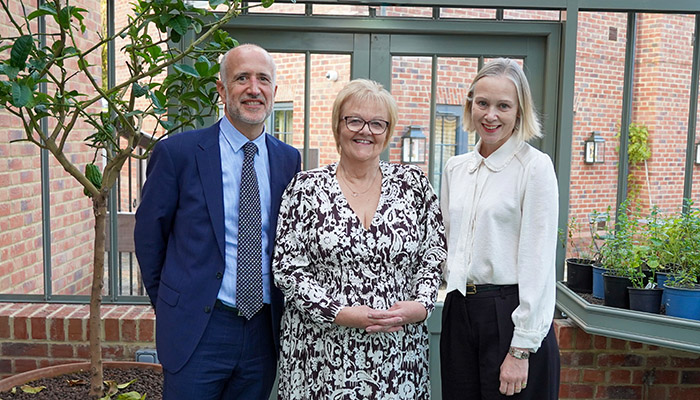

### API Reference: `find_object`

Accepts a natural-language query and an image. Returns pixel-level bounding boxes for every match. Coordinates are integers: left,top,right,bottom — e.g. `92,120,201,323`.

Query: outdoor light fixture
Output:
584,131,605,164
696,142,700,165
401,125,427,164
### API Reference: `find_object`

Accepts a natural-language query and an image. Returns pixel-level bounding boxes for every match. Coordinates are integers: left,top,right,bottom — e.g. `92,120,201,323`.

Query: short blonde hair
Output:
331,79,398,152
463,58,542,142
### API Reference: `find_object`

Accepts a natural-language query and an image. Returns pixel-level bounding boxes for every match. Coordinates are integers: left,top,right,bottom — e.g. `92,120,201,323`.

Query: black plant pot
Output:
603,273,632,309
628,287,663,314
565,258,594,293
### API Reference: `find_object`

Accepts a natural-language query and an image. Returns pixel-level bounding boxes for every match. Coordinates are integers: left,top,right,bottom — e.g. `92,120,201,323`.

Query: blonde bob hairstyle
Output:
463,58,542,142
331,79,398,152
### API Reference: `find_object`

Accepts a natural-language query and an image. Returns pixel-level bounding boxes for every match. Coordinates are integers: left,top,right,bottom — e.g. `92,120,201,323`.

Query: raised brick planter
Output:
0,302,155,378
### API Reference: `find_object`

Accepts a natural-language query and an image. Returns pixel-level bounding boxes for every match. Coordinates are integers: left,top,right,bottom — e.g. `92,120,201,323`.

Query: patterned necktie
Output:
236,141,263,320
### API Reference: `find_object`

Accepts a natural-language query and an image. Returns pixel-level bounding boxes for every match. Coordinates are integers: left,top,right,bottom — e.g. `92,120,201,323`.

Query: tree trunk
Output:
89,194,107,398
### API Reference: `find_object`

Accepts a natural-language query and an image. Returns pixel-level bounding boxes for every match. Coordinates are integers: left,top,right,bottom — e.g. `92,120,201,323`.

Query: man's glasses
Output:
343,116,389,135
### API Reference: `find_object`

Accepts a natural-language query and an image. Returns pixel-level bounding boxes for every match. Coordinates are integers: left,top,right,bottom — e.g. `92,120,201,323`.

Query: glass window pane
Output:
440,8,497,19
0,126,44,295
247,2,306,14
503,9,562,21
380,7,433,18
568,11,628,239
312,4,369,16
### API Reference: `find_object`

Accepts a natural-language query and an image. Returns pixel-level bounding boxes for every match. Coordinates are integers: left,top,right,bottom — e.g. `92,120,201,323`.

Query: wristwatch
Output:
508,347,530,360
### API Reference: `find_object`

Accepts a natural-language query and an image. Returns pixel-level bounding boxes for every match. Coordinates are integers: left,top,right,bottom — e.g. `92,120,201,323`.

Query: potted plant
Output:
600,201,640,309
662,200,700,321
0,0,247,397
561,215,599,293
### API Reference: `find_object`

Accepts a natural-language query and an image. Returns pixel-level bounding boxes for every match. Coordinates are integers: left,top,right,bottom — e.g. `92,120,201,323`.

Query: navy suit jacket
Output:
134,121,301,373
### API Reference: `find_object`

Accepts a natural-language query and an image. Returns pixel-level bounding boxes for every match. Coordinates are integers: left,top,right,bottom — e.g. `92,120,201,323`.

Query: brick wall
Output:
0,302,154,379
2,305,699,400
556,319,700,400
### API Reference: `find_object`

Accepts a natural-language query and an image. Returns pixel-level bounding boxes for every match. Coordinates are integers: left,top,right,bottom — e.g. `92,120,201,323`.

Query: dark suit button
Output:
204,306,211,313
216,272,223,279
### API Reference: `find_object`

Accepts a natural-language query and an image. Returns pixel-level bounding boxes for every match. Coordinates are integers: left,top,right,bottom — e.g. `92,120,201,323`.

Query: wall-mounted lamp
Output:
696,142,700,165
584,131,605,164
401,125,427,164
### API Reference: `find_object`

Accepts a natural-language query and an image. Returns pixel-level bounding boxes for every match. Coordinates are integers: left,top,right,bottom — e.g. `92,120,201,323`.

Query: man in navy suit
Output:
134,44,301,400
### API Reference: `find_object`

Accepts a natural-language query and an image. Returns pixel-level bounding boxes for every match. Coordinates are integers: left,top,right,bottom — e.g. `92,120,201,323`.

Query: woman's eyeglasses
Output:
343,116,389,135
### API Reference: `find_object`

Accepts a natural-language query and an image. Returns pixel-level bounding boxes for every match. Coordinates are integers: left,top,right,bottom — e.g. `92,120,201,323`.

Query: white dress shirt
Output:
440,134,559,351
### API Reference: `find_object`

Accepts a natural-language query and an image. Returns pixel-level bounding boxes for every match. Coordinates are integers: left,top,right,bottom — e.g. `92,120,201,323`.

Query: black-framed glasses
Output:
342,116,389,135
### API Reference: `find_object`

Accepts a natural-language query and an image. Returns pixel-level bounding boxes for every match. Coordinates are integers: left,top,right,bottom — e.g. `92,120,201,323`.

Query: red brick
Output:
646,356,668,368
75,344,90,359
561,367,581,382
575,331,592,350
654,369,680,384
50,344,74,358
14,359,38,374
567,383,595,399
0,359,11,374
670,356,700,368
2,342,48,357
561,351,595,367
555,321,575,349
646,386,667,399
597,353,626,367
593,335,608,349
138,319,155,342
669,387,700,400
30,316,46,340
13,316,28,340
604,385,642,399
609,369,631,383
582,368,606,382
122,319,137,342
104,318,120,342
67,318,84,341
49,318,65,341
102,345,125,360
680,371,700,384
0,315,9,338
609,338,627,350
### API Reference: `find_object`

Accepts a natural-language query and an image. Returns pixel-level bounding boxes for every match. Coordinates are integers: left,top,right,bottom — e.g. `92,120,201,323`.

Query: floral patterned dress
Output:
273,161,447,400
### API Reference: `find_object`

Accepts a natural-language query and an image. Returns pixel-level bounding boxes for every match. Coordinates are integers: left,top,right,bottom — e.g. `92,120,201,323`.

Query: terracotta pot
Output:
0,361,162,392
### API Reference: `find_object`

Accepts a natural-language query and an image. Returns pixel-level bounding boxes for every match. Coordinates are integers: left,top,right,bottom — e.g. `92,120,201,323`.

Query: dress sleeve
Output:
510,154,559,351
272,174,344,326
410,169,448,317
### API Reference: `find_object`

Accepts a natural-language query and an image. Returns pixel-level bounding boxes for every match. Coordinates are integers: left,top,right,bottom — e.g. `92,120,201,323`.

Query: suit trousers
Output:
163,303,276,400
440,288,560,400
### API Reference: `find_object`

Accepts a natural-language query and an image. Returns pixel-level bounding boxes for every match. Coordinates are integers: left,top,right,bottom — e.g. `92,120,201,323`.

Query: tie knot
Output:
243,142,257,159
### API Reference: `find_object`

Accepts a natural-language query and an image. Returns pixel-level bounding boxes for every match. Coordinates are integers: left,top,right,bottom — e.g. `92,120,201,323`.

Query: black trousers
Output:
440,288,560,400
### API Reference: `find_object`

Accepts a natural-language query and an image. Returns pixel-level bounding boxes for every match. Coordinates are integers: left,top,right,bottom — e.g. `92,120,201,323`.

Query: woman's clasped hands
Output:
334,301,428,333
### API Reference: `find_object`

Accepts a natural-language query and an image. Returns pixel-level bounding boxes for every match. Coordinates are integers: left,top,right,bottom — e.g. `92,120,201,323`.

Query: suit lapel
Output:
195,123,226,261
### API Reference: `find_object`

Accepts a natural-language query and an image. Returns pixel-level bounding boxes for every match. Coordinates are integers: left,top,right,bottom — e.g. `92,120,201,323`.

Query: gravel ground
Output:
0,367,163,400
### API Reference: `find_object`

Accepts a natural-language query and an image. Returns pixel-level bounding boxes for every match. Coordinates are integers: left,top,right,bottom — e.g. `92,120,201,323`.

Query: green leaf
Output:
10,82,32,107
209,0,225,8
132,83,148,98
0,64,20,80
194,59,210,76
117,379,137,389
27,3,57,20
10,35,33,69
27,9,55,20
261,0,275,7
173,64,200,78
115,391,146,400
159,119,175,131
169,15,190,36
150,90,167,109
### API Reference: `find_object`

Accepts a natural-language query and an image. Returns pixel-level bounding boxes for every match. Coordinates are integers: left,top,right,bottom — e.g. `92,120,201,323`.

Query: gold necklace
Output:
338,164,380,198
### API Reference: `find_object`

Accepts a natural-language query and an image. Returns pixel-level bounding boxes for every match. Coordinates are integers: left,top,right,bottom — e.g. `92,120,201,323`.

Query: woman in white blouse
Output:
440,58,560,399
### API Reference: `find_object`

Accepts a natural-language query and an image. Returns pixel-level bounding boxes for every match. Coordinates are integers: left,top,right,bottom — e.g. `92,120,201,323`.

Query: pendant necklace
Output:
338,164,380,198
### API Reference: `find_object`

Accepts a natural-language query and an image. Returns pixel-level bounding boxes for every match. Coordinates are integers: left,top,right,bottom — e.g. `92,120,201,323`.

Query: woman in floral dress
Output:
273,79,447,400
